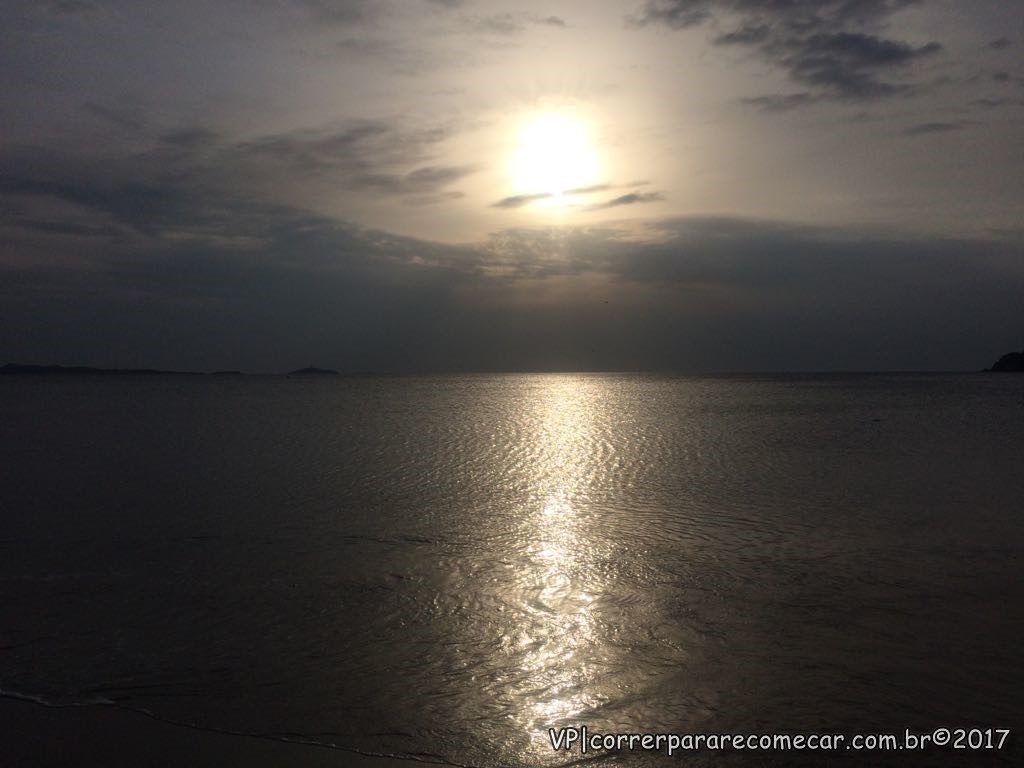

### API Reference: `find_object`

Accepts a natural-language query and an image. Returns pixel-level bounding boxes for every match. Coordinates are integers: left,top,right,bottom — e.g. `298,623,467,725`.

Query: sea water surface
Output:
1,373,1022,766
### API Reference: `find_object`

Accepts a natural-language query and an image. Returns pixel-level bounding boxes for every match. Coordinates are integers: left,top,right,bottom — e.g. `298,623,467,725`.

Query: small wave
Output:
0,686,117,707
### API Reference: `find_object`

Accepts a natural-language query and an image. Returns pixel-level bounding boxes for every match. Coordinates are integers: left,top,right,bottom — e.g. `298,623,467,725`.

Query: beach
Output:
2,696,422,768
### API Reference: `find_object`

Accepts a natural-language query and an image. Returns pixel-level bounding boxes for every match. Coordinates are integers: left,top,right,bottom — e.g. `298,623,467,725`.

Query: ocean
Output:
1,373,1021,766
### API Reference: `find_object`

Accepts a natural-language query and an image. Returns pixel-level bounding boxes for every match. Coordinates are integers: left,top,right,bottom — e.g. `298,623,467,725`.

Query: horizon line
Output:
1,362,1008,377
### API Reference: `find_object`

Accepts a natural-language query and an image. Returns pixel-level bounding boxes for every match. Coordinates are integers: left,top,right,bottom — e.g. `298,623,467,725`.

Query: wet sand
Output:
1,696,432,768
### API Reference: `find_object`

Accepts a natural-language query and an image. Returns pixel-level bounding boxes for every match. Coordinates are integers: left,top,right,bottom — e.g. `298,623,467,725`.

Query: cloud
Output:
741,92,819,111
632,0,942,104
82,102,146,132
0,116,474,251
988,38,1012,50
295,0,371,24
34,0,101,13
539,16,567,28
469,12,569,35
491,185,611,209
3,217,122,239
492,193,552,209
564,184,612,196
4,207,1022,372
160,127,221,150
900,121,963,136
714,24,770,46
1,173,191,239
206,120,471,202
629,0,711,29
472,13,526,35
779,33,940,99
334,36,459,76
971,97,1010,110
585,192,664,211
350,164,477,196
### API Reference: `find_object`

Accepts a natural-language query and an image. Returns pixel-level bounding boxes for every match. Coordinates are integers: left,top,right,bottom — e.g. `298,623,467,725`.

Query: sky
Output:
1,0,1022,373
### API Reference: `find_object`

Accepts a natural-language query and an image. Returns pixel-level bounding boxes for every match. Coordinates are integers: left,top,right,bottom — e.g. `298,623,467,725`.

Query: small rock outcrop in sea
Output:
989,350,1024,372
287,366,340,375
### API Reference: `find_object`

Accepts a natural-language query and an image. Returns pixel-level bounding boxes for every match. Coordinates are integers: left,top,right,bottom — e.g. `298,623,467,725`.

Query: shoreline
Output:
0,695,441,768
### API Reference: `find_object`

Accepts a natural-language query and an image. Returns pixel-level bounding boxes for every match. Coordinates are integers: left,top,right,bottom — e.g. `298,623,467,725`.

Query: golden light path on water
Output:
508,377,609,759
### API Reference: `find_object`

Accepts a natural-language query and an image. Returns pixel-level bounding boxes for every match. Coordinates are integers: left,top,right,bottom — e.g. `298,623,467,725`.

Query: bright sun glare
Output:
511,112,600,204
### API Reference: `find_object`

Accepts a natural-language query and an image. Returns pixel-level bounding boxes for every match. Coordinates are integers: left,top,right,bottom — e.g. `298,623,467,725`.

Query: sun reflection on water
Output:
508,377,609,757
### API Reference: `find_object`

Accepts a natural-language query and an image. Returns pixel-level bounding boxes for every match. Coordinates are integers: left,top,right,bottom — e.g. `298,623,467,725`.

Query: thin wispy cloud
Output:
741,93,819,112
901,121,963,136
491,192,551,209
491,184,611,209
585,192,664,211
296,0,372,24
468,12,568,36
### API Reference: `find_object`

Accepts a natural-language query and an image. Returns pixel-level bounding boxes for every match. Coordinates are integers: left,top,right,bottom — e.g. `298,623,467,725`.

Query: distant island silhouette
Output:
989,349,1024,372
1,363,190,376
2,363,340,376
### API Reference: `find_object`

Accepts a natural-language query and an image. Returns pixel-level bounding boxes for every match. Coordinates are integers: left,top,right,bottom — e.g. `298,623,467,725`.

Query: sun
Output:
511,111,601,203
